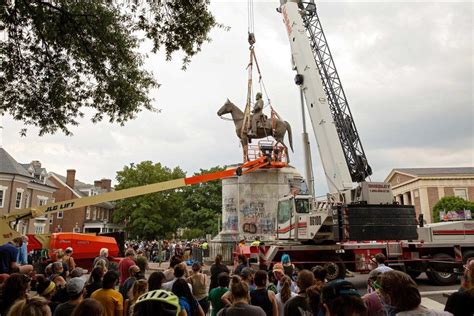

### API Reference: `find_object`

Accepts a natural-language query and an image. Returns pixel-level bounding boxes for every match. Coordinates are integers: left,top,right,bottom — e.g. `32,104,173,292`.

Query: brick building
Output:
0,148,56,234
48,170,123,233
385,167,474,223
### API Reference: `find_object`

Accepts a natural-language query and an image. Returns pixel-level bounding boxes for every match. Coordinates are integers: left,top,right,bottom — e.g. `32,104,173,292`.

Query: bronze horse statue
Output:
217,99,293,162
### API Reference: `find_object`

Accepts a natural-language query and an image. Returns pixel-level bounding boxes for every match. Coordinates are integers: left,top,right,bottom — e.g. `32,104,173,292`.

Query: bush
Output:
432,196,474,222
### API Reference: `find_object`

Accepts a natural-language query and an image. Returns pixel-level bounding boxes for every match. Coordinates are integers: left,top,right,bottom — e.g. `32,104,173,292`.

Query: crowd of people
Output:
0,235,473,316
123,240,209,263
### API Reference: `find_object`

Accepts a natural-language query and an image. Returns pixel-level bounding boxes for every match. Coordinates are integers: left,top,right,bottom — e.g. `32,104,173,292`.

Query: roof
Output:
19,163,56,187
385,167,474,184
50,172,90,197
0,148,33,177
393,167,474,177
49,172,114,208
20,163,46,177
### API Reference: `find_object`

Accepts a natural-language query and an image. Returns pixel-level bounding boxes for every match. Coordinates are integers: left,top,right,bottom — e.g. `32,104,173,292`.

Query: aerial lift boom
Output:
1,149,286,244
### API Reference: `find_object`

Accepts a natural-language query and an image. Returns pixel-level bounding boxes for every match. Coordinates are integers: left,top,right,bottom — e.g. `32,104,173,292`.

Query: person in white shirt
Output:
274,275,296,316
162,262,193,293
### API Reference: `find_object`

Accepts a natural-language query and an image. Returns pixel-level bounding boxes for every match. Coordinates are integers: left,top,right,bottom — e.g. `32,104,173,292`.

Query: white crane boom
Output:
281,1,352,195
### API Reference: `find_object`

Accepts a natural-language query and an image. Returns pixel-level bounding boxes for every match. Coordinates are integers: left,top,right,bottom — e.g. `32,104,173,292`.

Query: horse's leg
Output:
275,135,290,163
242,139,249,162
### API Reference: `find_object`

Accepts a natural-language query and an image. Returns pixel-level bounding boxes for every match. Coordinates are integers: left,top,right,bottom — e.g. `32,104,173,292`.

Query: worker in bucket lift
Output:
248,92,264,137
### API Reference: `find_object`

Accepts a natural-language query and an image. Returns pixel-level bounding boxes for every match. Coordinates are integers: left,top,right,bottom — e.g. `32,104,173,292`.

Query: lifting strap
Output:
242,0,279,138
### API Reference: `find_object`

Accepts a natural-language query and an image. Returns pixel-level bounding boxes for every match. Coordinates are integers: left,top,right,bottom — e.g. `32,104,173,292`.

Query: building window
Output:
86,207,91,220
34,224,44,234
454,188,468,200
0,189,5,208
15,191,23,209
57,211,63,219
38,197,48,206
49,217,53,225
92,208,97,220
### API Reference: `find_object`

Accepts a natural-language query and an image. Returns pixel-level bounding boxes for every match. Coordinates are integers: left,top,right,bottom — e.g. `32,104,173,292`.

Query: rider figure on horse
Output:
248,92,265,137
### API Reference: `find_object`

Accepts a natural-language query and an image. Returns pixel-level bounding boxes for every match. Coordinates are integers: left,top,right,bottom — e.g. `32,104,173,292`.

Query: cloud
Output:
2,1,472,198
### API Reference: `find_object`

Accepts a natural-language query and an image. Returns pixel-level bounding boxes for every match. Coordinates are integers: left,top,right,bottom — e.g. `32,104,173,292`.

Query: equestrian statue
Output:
217,97,293,162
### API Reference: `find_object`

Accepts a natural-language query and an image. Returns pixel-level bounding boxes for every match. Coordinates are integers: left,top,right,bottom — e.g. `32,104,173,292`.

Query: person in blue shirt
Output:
0,237,33,274
172,278,205,316
17,235,29,265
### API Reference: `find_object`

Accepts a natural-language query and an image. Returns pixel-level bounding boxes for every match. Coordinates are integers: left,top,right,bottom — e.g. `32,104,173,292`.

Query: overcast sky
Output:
2,0,473,196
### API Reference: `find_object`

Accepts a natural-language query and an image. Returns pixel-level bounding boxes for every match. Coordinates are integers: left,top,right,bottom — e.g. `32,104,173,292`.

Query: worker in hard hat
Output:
250,237,261,247
248,92,264,137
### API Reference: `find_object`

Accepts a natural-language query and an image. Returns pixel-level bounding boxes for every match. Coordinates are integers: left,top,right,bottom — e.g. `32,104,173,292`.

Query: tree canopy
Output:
113,161,186,240
1,0,221,135
432,196,474,222
112,161,224,240
180,166,225,239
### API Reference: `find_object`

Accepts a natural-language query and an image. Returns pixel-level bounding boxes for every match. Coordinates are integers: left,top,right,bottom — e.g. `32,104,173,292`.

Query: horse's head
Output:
217,98,234,117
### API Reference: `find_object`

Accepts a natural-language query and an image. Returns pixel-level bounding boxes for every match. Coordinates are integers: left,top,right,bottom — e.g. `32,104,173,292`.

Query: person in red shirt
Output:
118,248,136,286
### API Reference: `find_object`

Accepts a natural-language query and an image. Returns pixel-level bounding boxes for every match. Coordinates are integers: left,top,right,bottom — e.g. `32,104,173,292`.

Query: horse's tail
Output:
285,121,294,152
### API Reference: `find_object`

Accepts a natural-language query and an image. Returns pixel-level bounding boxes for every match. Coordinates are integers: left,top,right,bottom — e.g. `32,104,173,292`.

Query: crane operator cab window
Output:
295,197,310,214
278,196,310,225
277,199,292,224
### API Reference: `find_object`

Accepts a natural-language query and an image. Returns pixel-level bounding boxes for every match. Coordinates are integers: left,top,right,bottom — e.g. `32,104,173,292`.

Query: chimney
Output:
66,169,76,188
101,179,112,192
94,180,102,188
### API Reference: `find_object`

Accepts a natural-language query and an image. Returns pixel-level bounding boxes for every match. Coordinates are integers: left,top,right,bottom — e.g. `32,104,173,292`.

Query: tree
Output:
112,161,186,239
432,196,474,222
180,166,225,237
1,0,221,135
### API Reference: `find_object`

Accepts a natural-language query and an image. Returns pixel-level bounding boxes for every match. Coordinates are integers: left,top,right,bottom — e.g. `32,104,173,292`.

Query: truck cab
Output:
277,195,334,243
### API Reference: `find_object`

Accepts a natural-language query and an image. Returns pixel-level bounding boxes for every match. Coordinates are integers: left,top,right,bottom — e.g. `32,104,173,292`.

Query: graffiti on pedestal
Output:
225,216,238,231
223,197,238,231
224,197,237,213
241,201,274,235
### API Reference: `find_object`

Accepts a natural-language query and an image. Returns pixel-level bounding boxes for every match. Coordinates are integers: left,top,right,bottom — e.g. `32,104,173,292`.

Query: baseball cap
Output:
321,279,360,303
272,263,284,273
66,277,85,295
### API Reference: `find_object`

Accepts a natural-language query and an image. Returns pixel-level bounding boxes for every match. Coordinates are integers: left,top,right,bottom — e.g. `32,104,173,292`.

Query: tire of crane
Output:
322,256,346,281
426,253,458,285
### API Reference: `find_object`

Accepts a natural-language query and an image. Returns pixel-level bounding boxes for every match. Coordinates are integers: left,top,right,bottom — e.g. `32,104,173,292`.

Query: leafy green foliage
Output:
112,162,224,239
432,196,474,222
1,0,221,135
180,166,226,236
112,161,186,240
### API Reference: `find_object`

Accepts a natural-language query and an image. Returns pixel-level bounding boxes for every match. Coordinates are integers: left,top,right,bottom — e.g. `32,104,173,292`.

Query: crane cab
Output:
277,195,334,243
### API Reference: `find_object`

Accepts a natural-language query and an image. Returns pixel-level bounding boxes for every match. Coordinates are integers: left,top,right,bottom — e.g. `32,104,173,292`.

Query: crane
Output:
275,0,417,242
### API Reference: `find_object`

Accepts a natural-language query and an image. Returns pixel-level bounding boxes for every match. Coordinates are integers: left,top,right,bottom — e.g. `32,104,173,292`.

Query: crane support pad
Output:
333,204,419,241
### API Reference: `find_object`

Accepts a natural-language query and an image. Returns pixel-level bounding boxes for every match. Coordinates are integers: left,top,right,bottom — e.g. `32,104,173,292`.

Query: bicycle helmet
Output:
133,289,180,316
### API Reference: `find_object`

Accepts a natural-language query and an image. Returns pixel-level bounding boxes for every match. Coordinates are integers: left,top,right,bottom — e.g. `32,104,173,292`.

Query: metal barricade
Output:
191,246,204,264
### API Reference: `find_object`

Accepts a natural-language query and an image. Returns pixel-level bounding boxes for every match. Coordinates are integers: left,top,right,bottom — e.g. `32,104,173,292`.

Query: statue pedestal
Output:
209,165,303,264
